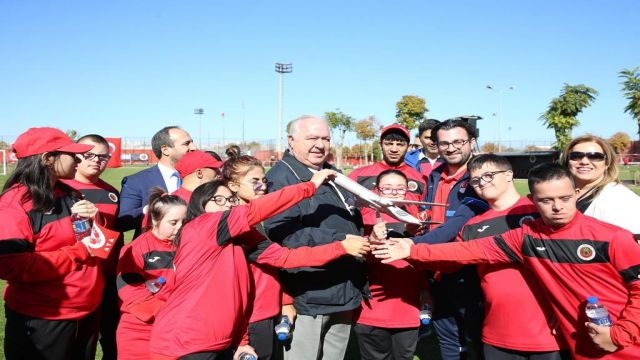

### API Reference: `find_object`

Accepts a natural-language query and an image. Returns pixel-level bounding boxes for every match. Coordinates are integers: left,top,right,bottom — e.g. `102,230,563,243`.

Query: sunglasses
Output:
568,151,606,162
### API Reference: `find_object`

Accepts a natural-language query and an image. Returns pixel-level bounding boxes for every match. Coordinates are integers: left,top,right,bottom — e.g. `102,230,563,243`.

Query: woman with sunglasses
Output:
116,189,187,360
221,155,370,360
560,135,640,240
0,127,104,359
149,170,369,360
354,169,428,360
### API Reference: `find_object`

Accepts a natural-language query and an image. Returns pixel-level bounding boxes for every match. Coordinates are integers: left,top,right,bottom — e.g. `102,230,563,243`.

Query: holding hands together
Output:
341,235,371,258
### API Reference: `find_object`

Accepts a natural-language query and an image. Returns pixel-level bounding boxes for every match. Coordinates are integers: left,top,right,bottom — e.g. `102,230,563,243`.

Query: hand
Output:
585,323,619,352
281,304,297,325
372,237,413,263
71,200,99,219
310,169,337,188
370,222,388,242
233,345,257,360
79,237,97,257
341,235,370,258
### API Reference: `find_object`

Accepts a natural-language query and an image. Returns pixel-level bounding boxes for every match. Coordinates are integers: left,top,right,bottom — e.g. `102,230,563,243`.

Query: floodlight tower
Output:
486,85,515,152
275,63,293,157
194,108,204,148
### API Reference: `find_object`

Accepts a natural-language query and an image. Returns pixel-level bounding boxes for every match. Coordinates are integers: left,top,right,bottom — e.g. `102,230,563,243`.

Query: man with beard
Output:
412,119,488,360
349,124,427,201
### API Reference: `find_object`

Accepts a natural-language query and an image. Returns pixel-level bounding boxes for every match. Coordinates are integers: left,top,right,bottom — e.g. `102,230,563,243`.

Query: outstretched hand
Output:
372,238,413,263
341,235,370,258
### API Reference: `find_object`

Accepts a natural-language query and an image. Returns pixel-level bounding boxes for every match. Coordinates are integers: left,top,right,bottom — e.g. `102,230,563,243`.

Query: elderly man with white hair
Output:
264,115,368,360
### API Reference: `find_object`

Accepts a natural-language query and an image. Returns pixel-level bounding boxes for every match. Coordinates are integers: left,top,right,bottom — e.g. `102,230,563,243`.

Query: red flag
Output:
88,222,120,259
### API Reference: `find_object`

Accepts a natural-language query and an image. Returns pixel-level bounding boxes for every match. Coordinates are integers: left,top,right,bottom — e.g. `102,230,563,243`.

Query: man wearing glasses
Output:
349,123,427,202
411,119,488,360
60,134,121,360
405,119,444,178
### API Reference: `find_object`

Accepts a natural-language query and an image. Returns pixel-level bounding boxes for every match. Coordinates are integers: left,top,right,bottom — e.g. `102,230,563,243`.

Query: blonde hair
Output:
559,134,619,199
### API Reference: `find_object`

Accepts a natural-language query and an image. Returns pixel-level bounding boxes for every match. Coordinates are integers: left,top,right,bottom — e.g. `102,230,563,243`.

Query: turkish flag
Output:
105,137,122,168
88,222,120,259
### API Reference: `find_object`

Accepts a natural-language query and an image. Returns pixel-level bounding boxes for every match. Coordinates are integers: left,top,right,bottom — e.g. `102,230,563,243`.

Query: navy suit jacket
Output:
117,165,167,237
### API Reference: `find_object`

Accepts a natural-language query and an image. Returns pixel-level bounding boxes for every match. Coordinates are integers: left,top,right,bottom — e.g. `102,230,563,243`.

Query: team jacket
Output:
408,212,640,360
61,178,122,276
348,161,427,201
0,183,103,320
116,231,175,360
356,207,426,328
150,182,349,358
404,148,444,177
458,197,561,352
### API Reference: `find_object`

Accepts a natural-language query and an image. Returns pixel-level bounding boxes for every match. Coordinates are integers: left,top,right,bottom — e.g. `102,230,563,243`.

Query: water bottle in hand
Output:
419,304,433,326
238,352,257,360
275,315,291,341
145,277,166,294
585,296,612,327
71,213,92,242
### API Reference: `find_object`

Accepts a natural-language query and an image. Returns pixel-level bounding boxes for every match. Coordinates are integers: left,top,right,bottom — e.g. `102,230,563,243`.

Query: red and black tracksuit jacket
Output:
348,161,427,201
409,212,640,359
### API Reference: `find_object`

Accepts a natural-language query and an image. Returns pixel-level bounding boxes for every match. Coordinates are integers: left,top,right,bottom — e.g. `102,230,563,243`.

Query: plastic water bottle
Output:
238,352,256,360
419,304,433,326
585,296,612,326
71,213,92,242
275,315,291,341
145,277,166,294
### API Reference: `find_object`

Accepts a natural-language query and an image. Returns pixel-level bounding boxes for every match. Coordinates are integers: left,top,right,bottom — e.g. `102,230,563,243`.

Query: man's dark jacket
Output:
264,150,367,316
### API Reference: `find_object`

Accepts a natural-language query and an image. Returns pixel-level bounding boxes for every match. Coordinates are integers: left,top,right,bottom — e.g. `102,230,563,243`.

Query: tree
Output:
354,116,378,165
480,142,499,153
325,110,354,169
395,95,428,131
619,67,640,137
539,84,598,150
65,129,78,141
608,132,631,154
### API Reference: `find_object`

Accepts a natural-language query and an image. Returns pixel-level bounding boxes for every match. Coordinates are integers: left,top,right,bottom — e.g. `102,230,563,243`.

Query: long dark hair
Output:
2,154,57,211
174,180,226,248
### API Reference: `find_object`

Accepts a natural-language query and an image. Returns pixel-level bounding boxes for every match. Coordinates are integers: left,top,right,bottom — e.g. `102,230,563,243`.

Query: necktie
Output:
173,171,182,189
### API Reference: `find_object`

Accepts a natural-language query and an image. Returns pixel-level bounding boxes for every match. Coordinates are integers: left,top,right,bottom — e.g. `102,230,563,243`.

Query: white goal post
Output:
0,149,7,176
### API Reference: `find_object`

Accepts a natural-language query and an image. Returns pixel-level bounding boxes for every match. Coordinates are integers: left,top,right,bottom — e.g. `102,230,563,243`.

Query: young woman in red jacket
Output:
149,170,369,360
0,127,103,360
356,169,429,360
116,189,187,360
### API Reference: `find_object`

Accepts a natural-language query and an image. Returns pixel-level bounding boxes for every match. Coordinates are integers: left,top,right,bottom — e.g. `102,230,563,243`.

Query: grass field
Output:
0,164,638,359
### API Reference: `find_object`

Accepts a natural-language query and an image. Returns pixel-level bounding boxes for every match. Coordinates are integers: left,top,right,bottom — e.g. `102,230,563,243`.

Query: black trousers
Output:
249,317,277,360
483,344,571,360
179,348,234,360
4,305,100,360
99,275,120,360
354,323,419,360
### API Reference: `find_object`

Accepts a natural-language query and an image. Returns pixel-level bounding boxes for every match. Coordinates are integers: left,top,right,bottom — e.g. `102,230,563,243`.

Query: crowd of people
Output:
0,116,639,360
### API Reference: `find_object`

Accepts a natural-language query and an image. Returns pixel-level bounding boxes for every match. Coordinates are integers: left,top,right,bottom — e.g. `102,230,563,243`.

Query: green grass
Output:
0,164,639,359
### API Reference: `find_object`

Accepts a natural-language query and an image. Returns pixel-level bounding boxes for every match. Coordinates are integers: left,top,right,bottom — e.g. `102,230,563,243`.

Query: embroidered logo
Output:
577,244,596,261
148,256,161,263
408,181,418,192
477,225,490,233
108,192,118,203
519,216,536,226
459,180,469,194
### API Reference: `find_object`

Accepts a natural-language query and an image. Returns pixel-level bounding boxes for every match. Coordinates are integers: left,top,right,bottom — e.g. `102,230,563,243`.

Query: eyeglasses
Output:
436,139,470,150
469,170,509,187
378,187,408,195
210,195,239,206
568,151,606,162
242,178,268,192
81,152,111,162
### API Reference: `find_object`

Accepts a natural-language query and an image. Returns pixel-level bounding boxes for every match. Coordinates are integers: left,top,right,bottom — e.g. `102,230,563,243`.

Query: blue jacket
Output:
117,165,167,237
263,150,367,316
404,148,422,170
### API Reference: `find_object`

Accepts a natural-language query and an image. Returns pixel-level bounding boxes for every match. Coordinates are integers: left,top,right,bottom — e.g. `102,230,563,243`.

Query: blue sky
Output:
1,0,639,148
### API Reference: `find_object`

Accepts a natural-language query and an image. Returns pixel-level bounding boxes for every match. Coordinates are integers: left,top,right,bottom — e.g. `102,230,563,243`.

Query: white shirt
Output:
584,182,640,235
157,162,180,194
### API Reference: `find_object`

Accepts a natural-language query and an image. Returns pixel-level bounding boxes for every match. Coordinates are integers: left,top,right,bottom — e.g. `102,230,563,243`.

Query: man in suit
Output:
117,126,196,237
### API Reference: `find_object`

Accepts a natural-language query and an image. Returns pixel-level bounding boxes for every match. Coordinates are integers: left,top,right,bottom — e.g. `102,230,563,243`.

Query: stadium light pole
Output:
194,108,205,148
485,85,515,152
275,63,293,158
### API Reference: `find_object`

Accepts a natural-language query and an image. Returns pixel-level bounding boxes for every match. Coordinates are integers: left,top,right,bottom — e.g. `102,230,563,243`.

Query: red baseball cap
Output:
12,127,93,159
380,124,410,142
175,150,224,177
